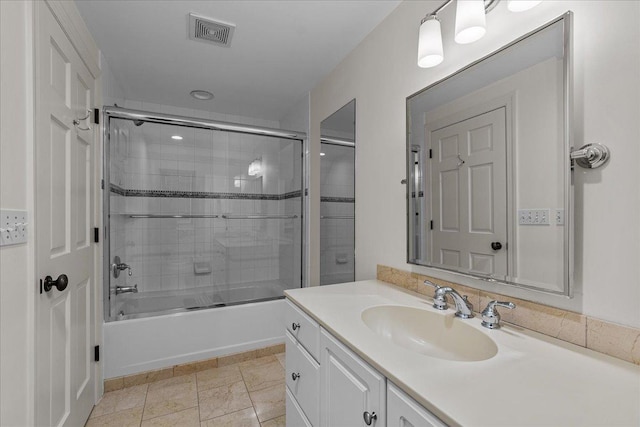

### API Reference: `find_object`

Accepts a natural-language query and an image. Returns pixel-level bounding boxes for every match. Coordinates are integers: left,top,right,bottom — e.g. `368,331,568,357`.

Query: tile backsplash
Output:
377,265,640,365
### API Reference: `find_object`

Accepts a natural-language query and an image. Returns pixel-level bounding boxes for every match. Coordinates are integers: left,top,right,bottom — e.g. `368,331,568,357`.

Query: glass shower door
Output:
104,110,303,321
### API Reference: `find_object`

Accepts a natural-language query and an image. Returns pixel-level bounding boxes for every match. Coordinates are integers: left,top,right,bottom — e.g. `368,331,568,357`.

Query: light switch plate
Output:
0,209,28,246
518,209,550,225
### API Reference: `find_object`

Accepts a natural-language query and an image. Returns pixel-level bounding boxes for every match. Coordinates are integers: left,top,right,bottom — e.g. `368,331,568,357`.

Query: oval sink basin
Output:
361,305,498,362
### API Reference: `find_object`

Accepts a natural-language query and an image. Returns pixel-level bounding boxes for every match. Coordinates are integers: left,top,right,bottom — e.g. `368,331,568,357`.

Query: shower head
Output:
133,120,144,127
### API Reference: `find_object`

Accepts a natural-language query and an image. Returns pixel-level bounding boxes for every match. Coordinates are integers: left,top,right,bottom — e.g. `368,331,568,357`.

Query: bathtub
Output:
104,298,286,378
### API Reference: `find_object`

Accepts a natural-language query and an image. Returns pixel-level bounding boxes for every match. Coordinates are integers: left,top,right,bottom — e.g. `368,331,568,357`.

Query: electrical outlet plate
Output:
0,209,28,246
518,209,550,225
555,209,565,225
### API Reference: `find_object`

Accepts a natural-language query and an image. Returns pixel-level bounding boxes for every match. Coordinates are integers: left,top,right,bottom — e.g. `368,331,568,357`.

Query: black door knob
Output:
491,242,502,251
43,274,69,292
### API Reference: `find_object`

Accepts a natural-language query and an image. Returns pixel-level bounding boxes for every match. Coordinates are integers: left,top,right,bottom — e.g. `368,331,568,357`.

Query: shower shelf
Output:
321,215,355,219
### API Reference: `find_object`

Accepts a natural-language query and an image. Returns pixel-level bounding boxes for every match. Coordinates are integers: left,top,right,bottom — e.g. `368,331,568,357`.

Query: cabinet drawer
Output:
286,331,320,426
286,386,313,427
286,299,320,361
387,382,447,427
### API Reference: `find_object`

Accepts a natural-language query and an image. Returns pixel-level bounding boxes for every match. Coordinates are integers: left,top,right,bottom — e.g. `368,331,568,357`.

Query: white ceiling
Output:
76,0,401,122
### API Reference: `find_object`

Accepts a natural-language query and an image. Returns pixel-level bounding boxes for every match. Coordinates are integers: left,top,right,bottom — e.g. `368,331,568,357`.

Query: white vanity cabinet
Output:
387,382,447,427
286,298,446,427
320,328,387,427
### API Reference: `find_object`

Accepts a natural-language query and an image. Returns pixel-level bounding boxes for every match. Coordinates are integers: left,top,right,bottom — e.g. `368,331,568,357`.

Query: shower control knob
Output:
491,241,502,251
43,274,69,292
292,322,300,331
291,372,301,381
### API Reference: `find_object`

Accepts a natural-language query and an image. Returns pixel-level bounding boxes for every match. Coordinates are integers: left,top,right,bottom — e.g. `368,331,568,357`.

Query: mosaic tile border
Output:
110,184,126,196
110,184,302,201
321,196,355,203
104,343,285,392
376,264,640,365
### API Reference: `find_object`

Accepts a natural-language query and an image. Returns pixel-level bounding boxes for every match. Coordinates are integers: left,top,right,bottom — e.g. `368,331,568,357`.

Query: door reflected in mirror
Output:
406,14,572,295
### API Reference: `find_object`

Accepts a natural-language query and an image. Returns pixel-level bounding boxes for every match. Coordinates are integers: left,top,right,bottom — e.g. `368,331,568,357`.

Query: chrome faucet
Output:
112,255,132,279
424,280,474,319
115,284,138,295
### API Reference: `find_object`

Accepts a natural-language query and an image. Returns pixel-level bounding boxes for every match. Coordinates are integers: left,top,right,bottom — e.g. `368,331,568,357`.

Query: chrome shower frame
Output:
102,106,307,321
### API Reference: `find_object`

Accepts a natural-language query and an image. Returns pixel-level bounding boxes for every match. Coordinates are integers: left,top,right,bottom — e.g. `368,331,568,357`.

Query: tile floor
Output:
86,353,286,427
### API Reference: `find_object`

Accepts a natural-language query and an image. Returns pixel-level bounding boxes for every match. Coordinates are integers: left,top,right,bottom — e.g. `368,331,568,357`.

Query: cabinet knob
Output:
363,411,377,425
292,322,300,331
291,372,301,381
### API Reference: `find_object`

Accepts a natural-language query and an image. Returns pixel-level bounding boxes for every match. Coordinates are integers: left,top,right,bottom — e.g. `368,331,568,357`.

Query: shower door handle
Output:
42,274,69,293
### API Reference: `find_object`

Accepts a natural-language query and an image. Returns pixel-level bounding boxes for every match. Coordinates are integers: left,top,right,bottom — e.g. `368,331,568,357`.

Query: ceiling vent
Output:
189,13,235,47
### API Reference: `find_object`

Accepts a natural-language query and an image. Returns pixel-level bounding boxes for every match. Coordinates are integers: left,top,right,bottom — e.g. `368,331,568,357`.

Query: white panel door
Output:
430,108,507,277
35,2,96,426
320,329,386,427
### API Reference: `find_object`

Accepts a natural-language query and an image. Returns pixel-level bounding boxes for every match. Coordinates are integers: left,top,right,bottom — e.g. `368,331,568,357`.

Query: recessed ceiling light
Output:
190,90,214,100
320,152,326,156
171,135,183,140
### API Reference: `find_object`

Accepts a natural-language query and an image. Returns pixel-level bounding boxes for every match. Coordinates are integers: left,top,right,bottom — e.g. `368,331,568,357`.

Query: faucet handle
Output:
423,279,440,290
424,280,448,310
481,300,515,329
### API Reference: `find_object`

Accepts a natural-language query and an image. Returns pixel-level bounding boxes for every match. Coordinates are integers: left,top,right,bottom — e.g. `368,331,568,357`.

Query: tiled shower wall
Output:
106,109,303,306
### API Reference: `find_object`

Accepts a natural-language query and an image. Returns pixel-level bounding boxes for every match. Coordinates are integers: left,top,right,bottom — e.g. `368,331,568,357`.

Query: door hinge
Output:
101,179,104,190
429,149,433,159
94,227,100,243
94,345,100,362
430,220,434,230
93,108,100,124
39,279,43,294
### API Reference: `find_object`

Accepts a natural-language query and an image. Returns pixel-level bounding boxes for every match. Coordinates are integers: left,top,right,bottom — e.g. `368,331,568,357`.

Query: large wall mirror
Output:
321,100,356,285
406,13,572,296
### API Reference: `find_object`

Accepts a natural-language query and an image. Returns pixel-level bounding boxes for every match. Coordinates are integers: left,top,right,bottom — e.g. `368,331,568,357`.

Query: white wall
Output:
310,1,640,328
0,1,34,425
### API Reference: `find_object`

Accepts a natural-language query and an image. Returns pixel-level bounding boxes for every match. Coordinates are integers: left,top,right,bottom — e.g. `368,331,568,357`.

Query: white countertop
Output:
285,280,640,427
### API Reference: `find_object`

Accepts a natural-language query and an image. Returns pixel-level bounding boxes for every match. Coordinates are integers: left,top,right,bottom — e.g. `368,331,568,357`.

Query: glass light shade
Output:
454,0,486,44
248,159,261,176
417,16,444,68
507,0,542,12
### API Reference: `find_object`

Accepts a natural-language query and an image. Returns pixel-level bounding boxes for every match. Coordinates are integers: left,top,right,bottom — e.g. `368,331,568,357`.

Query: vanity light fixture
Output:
417,15,444,68
171,135,183,140
454,0,487,44
417,0,542,68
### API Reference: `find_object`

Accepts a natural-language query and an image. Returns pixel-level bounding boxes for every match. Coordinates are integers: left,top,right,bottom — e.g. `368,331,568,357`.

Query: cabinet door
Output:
387,382,447,427
320,328,386,427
